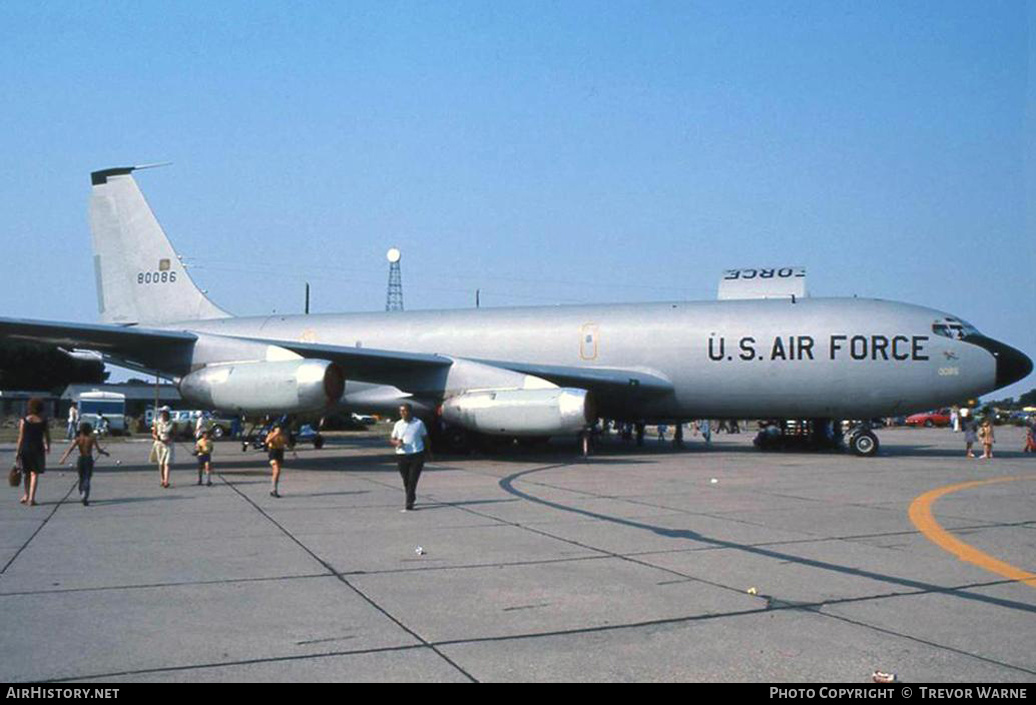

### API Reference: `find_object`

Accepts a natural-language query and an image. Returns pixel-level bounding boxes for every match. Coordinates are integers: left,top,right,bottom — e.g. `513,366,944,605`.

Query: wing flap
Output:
227,337,451,387
475,359,674,397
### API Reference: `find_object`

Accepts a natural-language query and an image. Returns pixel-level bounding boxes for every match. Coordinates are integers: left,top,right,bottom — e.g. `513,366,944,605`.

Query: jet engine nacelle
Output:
179,359,345,414
440,388,595,436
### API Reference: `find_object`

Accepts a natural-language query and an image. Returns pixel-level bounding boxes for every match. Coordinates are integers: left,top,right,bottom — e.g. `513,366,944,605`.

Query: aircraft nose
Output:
966,335,1033,389
998,343,1034,388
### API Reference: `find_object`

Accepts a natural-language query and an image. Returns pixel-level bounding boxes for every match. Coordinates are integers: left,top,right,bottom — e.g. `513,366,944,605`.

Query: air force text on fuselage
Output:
709,334,932,362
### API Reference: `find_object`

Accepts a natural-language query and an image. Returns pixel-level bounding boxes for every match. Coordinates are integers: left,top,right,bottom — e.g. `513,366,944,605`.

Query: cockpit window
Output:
932,317,980,340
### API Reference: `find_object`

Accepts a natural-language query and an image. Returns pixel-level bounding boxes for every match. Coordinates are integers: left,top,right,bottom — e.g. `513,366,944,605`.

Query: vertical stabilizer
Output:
89,166,231,325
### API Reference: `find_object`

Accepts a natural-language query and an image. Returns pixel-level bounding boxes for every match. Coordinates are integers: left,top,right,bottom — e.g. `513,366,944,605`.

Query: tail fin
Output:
89,165,232,326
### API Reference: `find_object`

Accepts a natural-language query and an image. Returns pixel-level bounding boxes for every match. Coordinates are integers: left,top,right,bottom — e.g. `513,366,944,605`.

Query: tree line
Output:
984,388,1036,409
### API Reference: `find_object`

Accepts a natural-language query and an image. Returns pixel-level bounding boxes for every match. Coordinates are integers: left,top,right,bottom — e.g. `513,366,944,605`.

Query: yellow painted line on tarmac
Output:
909,475,1036,589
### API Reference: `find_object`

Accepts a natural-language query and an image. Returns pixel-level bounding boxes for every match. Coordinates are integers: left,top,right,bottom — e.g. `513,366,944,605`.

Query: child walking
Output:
195,430,214,486
978,418,995,459
265,424,288,498
59,423,109,506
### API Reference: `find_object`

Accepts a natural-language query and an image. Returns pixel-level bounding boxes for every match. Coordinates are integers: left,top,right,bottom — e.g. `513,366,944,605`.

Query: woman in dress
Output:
16,398,50,506
152,409,175,488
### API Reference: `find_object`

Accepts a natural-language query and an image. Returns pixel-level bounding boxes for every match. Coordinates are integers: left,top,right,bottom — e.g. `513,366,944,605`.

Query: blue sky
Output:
1,1,1033,398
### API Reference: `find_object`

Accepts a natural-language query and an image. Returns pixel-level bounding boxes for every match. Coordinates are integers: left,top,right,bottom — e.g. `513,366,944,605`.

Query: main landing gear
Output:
847,426,880,457
753,418,880,457
240,416,326,452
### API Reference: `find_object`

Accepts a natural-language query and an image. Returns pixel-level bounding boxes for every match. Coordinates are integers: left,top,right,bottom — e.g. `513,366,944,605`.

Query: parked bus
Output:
78,391,127,434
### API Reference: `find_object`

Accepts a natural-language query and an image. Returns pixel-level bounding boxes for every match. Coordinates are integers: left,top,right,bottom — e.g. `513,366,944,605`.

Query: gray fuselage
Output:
173,297,999,421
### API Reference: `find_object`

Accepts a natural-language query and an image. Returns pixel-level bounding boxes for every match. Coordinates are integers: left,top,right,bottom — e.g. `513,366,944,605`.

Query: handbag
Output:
8,462,22,488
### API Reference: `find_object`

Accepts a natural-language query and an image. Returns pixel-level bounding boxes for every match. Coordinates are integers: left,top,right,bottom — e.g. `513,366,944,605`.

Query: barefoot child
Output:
195,430,214,486
59,423,109,506
265,424,288,498
978,418,995,459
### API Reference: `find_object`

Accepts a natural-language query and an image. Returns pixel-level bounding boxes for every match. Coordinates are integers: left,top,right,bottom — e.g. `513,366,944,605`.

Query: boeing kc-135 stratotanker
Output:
0,166,1030,456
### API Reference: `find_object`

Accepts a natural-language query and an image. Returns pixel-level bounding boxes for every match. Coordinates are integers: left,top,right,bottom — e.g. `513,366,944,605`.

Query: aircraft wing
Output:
0,320,450,385
244,337,673,398
0,317,674,401
0,316,197,373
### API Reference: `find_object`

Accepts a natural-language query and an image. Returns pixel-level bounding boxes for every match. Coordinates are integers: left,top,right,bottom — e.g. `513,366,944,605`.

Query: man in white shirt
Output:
390,403,431,512
67,403,79,439
195,411,212,440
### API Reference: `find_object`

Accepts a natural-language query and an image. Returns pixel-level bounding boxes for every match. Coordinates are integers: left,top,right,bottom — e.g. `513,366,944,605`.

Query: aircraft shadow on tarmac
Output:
879,445,1033,460
73,432,1032,484
281,490,373,499
88,451,401,474
434,454,654,466
497,465,1036,616
85,448,656,475
595,438,1034,460
86,494,195,506
410,498,519,509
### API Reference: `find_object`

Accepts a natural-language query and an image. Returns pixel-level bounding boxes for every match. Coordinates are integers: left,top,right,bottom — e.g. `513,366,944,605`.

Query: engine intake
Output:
179,359,344,414
441,388,594,436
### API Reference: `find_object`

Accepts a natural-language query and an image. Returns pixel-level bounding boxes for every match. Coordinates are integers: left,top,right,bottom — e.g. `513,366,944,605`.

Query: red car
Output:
906,409,952,428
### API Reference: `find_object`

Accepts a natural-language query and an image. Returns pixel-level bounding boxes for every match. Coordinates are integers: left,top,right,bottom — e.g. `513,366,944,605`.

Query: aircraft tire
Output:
849,430,879,457
313,434,324,450
474,433,511,454
434,424,472,455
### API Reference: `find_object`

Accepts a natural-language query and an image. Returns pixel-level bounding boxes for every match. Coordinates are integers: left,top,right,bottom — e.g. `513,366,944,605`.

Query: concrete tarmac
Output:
1,426,1034,682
